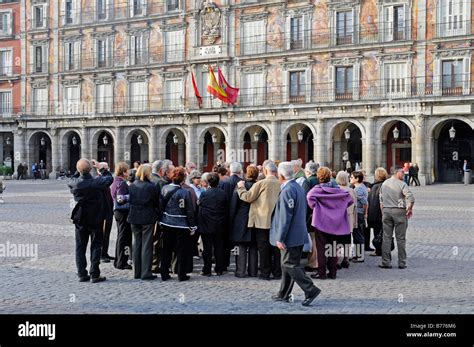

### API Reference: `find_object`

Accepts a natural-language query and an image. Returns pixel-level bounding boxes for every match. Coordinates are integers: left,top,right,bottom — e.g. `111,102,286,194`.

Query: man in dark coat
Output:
270,161,321,306
218,162,243,270
69,159,113,283
198,172,228,276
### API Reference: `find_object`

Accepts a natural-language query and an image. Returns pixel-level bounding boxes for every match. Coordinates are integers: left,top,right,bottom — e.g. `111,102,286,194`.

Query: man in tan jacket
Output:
237,161,281,280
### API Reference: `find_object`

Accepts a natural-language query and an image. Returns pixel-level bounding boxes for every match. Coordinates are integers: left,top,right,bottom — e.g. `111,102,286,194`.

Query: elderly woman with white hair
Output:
336,171,357,268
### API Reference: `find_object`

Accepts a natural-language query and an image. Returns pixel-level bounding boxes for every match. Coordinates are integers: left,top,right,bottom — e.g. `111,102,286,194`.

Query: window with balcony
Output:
336,11,353,45
63,86,80,114
290,16,303,49
0,11,12,36
129,81,147,112
32,4,46,29
130,34,148,66
437,0,470,37
335,66,353,100
97,0,109,20
289,71,305,103
442,60,462,95
130,0,146,17
165,30,184,62
33,87,48,114
64,41,80,71
383,5,406,41
241,72,264,106
96,38,112,68
242,20,265,55
0,49,12,76
164,79,182,109
96,83,112,113
385,62,407,98
32,45,47,74
0,91,12,115
167,0,179,12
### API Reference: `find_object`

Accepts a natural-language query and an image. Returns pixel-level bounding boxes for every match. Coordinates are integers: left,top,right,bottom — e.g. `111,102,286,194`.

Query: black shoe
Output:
304,266,317,272
272,275,282,280
161,275,171,281
142,275,157,280
378,265,393,269
215,272,223,276
398,265,407,269
310,273,327,280
78,275,90,282
327,273,337,280
100,257,111,263
235,273,247,278
302,288,321,306
365,247,375,252
201,272,212,277
104,254,115,260
258,275,271,281
271,294,290,303
336,264,342,270
151,268,161,274
178,275,190,282
341,261,350,269
91,276,106,283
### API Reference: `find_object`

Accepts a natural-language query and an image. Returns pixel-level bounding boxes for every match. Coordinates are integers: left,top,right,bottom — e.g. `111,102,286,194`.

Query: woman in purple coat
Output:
307,167,354,280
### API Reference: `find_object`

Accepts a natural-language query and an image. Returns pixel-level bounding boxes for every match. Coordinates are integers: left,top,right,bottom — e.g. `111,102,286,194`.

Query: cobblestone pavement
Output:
0,180,473,314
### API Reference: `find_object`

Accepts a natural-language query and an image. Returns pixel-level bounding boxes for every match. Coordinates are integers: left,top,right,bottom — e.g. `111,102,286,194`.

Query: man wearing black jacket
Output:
69,159,113,283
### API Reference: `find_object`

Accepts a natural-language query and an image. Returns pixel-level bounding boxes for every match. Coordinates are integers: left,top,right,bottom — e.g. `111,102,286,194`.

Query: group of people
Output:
402,162,421,186
17,160,48,180
68,157,415,306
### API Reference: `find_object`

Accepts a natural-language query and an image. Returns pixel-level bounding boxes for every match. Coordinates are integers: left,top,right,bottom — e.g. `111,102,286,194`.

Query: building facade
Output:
1,0,474,183
0,0,21,170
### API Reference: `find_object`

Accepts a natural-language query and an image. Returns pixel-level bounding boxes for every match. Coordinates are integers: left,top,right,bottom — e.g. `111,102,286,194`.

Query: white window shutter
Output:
143,0,148,15
64,43,70,70
130,35,136,65
74,41,80,69
42,45,48,73
385,6,394,41
328,65,335,101
142,35,148,63
129,0,134,18
462,56,471,94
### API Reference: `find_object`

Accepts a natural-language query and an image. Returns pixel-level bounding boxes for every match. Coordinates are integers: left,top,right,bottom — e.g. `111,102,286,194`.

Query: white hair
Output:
305,161,318,175
336,171,350,186
264,162,278,174
201,172,211,184
229,161,242,175
152,160,163,174
278,161,295,180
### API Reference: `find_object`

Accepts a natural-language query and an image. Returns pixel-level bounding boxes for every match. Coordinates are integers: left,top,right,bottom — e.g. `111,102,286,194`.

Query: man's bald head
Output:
76,159,92,175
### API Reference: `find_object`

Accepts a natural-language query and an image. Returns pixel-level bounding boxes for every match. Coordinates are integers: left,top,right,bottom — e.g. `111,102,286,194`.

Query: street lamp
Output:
211,133,217,144
297,129,303,142
449,125,456,140
173,133,178,145
393,126,399,141
344,128,351,141
137,134,143,145
253,131,260,142
72,136,78,146
40,137,46,146
5,137,11,145
102,135,108,146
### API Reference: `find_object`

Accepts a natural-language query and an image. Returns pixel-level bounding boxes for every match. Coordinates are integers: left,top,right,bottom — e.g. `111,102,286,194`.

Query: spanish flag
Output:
207,66,229,103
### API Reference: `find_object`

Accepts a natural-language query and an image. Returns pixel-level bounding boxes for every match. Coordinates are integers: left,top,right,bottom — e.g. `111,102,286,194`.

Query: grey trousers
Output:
131,223,154,279
279,246,319,299
381,208,408,267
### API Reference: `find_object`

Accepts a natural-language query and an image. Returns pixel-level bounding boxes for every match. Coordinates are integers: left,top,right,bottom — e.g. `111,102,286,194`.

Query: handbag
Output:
372,231,395,252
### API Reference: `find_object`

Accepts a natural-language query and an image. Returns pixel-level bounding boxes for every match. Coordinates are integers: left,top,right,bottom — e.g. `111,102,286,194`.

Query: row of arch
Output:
21,117,474,183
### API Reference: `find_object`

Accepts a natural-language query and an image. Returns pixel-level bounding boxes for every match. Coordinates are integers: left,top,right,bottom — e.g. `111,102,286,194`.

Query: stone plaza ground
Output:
0,180,472,314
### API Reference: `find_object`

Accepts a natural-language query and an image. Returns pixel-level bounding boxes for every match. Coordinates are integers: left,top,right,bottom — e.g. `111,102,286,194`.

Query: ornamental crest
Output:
201,0,221,44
